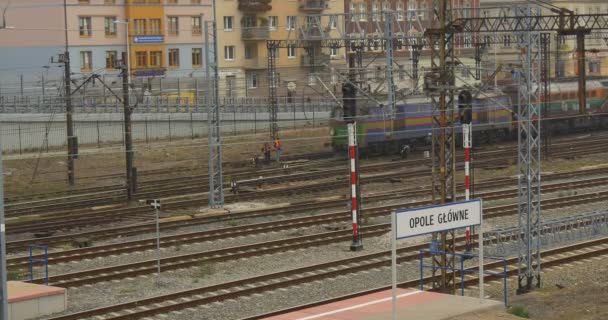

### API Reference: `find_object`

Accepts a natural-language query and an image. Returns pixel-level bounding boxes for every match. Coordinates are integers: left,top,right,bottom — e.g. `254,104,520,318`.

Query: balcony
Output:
299,0,326,12
238,0,272,12
242,27,269,41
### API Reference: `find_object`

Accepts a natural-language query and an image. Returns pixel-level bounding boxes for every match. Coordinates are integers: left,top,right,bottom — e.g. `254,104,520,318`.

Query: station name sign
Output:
133,35,164,44
394,199,481,239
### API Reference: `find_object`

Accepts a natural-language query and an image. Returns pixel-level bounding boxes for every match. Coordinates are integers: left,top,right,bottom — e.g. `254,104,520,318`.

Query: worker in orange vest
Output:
274,138,281,162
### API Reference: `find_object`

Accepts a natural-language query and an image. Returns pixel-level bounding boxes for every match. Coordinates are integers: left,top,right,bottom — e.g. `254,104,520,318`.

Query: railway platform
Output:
261,288,502,320
7,281,67,320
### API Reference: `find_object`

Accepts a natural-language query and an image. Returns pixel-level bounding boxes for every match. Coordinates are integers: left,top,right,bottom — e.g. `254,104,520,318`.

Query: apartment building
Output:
67,0,212,78
344,0,481,92
480,0,608,83
0,0,211,83
216,0,345,97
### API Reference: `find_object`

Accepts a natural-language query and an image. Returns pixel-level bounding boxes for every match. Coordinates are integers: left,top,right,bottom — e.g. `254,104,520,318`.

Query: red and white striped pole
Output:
348,122,363,251
463,123,472,250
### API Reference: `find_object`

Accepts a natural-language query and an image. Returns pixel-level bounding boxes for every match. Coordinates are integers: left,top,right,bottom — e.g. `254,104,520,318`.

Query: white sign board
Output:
394,199,482,239
390,199,484,320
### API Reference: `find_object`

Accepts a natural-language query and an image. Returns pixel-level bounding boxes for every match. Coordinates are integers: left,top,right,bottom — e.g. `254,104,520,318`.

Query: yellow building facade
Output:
126,1,167,77
216,0,345,97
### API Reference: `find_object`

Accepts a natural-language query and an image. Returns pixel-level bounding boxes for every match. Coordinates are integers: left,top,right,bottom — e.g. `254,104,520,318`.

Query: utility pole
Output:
0,133,7,320
122,63,134,201
63,0,76,186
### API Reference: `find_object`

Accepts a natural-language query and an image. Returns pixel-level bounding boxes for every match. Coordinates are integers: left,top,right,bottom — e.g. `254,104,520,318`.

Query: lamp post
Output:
114,20,131,84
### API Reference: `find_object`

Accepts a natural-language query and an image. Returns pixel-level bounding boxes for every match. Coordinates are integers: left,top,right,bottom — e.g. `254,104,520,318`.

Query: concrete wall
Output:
0,111,331,153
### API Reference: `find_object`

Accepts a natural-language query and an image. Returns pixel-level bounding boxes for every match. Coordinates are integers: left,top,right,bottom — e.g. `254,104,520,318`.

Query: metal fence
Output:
0,109,332,154
483,210,608,256
0,96,337,114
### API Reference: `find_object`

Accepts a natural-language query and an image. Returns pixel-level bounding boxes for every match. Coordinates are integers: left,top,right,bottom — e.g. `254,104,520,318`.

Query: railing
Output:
241,27,269,40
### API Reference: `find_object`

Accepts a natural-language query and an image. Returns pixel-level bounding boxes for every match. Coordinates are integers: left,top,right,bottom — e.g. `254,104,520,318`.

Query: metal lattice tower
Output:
384,11,397,124
426,0,457,293
267,45,279,140
204,21,224,208
515,5,542,294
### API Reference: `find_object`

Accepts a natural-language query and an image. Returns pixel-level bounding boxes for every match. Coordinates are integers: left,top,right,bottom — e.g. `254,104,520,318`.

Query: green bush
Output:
508,304,530,318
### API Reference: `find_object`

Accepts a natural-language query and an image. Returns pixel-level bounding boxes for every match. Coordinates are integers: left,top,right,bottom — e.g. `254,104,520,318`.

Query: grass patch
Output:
508,304,530,318
226,218,239,227
7,269,28,281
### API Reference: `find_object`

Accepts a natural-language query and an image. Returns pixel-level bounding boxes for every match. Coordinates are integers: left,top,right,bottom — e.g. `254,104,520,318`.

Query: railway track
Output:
45,236,608,320
7,135,608,217
6,138,608,238
8,165,608,254
23,177,608,288
8,164,608,253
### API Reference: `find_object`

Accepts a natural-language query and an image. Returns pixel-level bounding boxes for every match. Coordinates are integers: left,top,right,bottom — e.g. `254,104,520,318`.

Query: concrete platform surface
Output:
262,288,503,320
8,281,67,320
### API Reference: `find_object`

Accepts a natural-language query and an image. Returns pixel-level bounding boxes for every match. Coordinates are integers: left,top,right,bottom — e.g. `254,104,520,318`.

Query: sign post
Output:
391,199,483,318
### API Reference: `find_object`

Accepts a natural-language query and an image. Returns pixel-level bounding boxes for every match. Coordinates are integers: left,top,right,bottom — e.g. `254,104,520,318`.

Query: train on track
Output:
330,79,608,154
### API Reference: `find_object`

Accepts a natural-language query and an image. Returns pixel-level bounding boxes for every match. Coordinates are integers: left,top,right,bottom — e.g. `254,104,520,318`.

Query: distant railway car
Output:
330,92,513,153
330,79,608,153
543,80,608,131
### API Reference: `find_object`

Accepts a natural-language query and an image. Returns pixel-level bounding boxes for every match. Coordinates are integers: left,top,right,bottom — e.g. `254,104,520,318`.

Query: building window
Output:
398,65,405,80
226,75,236,97
248,74,259,89
372,2,380,22
192,48,202,66
79,17,92,37
329,15,337,29
167,0,177,3
242,15,257,28
224,46,235,61
168,49,180,67
420,2,427,20
330,47,338,57
106,51,117,69
135,51,148,67
149,51,162,67
244,44,256,59
350,3,357,21
80,51,92,70
408,2,417,20
287,16,296,30
223,16,233,31
502,35,511,48
382,2,390,14
149,19,161,35
287,45,296,58
463,35,471,48
396,2,404,21
134,19,147,35
191,0,201,3
167,16,179,35
104,0,116,4
359,3,367,21
191,16,201,35
104,17,116,36
589,60,600,73
269,16,278,30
